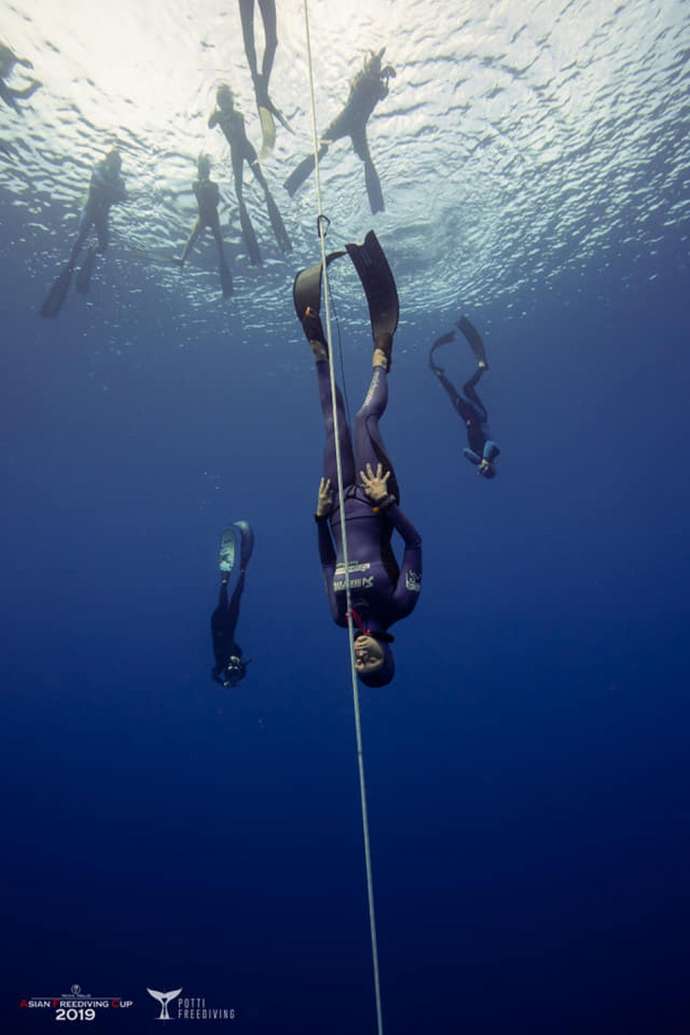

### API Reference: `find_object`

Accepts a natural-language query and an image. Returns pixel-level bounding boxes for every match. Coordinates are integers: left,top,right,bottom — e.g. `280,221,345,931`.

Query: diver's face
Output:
354,635,385,674
223,657,244,687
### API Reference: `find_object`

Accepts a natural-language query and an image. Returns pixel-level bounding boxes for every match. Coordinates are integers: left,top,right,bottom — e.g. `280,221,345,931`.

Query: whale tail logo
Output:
146,988,183,1021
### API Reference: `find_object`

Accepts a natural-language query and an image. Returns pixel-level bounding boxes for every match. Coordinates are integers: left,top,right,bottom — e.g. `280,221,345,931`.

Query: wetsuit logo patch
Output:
405,570,422,592
334,575,375,592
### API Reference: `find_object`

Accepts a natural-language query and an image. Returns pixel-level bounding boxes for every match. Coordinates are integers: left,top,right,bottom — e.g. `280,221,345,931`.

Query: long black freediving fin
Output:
346,230,399,345
238,202,262,266
292,249,346,322
284,146,326,197
265,192,292,253
75,246,97,295
39,266,73,318
457,314,489,369
364,159,385,215
219,261,233,298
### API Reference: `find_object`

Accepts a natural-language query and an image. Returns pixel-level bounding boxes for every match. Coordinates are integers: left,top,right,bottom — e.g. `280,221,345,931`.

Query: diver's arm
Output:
208,109,219,129
383,502,422,615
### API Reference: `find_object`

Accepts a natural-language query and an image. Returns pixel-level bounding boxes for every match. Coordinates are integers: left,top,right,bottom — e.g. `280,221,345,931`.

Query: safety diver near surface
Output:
429,315,501,478
211,521,255,688
40,147,127,318
209,83,291,265
284,48,395,214
0,42,41,114
238,0,292,157
294,231,422,686
177,155,233,298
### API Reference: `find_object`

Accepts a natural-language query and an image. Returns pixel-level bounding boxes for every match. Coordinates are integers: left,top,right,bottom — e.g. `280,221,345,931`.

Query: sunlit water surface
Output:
1,0,688,333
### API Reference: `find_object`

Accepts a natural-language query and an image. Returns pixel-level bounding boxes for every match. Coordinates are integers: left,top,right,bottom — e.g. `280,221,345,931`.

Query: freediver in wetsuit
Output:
40,148,127,318
177,155,233,298
294,231,422,687
285,48,395,215
211,521,255,688
429,315,501,478
209,83,291,266
238,0,292,157
0,43,41,114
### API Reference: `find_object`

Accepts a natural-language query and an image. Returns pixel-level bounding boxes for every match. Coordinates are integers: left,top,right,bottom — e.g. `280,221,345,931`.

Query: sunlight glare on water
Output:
1,0,688,326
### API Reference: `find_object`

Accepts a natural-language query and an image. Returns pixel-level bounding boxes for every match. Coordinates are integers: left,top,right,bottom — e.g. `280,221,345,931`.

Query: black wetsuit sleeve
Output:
208,109,219,128
316,516,339,621
387,504,423,617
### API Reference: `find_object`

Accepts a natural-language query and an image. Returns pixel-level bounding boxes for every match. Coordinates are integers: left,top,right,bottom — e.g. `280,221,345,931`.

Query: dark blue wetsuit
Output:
314,363,422,638
210,572,245,684
69,159,127,265
434,365,499,468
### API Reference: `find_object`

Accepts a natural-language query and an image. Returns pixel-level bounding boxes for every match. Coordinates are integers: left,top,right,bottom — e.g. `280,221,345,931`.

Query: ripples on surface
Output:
1,0,688,334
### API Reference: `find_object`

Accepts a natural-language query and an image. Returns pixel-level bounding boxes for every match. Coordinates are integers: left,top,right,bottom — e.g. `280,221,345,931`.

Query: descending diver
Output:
211,521,255,688
294,231,422,687
285,48,395,214
209,83,291,265
40,148,127,318
429,315,501,478
238,0,291,157
0,43,41,114
177,155,233,298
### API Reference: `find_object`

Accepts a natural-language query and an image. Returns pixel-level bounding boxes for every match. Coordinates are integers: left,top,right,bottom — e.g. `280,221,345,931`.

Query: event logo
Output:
147,988,183,1021
146,988,236,1022
19,984,134,1019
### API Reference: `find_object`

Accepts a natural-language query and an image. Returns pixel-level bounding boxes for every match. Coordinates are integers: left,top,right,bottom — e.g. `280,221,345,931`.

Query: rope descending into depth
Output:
302,5,384,1033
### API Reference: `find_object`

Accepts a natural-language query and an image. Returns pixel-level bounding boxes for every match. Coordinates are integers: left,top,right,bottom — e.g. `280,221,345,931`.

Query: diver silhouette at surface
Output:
429,315,501,479
211,522,254,688
294,231,422,688
177,155,233,298
40,148,127,318
238,0,292,157
209,83,291,266
285,48,395,214
0,43,40,114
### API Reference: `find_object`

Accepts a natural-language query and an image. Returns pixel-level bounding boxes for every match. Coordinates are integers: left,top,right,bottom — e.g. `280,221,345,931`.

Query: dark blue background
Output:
2,204,689,1034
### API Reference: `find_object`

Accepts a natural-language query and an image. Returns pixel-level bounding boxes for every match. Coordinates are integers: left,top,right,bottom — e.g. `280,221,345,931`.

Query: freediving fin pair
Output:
293,230,399,364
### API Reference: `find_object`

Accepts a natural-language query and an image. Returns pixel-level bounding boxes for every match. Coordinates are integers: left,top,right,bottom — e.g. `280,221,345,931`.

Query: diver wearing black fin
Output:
284,49,395,214
430,315,500,478
211,521,255,688
209,84,291,265
40,148,127,318
177,156,233,298
238,0,292,158
293,230,422,688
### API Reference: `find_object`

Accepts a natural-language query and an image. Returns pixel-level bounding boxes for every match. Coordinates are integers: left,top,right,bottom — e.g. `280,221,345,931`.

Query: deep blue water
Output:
3,77,690,1035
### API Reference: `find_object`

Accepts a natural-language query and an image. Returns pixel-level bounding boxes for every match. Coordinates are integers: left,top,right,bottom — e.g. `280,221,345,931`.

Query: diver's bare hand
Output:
360,463,391,503
316,477,333,518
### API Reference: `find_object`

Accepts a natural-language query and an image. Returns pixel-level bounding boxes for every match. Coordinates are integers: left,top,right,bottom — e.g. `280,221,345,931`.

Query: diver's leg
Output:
315,358,355,489
354,364,399,502
180,219,202,265
225,571,246,637
232,150,262,265
11,80,40,101
257,0,278,82
462,369,488,422
95,214,109,253
238,0,259,78
68,215,93,268
351,125,384,214
211,221,233,296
